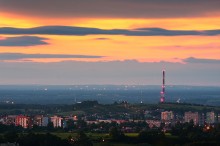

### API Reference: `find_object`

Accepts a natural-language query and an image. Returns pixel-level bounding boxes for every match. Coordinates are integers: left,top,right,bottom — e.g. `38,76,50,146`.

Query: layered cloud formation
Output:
0,0,220,85
0,53,103,61
184,57,220,64
0,36,48,46
1,26,220,36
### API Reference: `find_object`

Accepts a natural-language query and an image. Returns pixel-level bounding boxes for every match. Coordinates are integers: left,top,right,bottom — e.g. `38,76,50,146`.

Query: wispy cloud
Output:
0,36,48,46
0,53,104,61
94,38,111,40
184,57,220,64
1,26,220,36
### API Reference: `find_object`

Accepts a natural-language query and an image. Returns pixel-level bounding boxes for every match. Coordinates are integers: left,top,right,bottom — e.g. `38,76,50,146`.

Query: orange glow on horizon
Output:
1,12,220,63
1,12,220,30
0,34,220,63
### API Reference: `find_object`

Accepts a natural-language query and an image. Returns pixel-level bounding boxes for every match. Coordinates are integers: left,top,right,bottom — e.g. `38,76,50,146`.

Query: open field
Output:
53,110,85,116
51,132,109,140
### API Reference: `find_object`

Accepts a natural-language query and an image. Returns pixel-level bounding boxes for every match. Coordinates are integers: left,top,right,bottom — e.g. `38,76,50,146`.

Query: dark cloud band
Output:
184,57,220,64
0,26,220,36
0,53,103,61
0,36,48,46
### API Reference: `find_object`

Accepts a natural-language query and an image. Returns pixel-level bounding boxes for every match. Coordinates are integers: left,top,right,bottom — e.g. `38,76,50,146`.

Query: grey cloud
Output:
0,36,48,46
0,0,220,18
184,57,220,64
0,59,220,86
0,53,103,61
0,26,220,36
94,38,111,40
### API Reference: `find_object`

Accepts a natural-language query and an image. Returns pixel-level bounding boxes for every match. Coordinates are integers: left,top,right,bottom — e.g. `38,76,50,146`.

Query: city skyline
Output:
0,0,220,85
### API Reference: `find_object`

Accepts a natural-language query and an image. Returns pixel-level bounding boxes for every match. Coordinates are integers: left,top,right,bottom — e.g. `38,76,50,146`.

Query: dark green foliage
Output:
171,122,208,142
70,131,93,146
47,121,54,131
0,124,23,133
65,119,75,131
18,133,70,146
75,101,99,109
184,141,220,146
4,131,19,143
76,120,87,129
109,127,126,141
137,143,152,146
138,129,164,143
0,135,5,143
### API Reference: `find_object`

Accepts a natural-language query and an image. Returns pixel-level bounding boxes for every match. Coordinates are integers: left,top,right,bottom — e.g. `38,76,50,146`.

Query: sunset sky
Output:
0,0,220,85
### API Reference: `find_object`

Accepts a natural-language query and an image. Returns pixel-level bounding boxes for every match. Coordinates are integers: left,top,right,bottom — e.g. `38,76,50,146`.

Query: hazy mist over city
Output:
0,85,220,105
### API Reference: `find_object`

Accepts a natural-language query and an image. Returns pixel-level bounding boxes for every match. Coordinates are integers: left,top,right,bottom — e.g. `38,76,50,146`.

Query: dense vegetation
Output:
1,102,220,145
1,121,220,146
1,101,220,115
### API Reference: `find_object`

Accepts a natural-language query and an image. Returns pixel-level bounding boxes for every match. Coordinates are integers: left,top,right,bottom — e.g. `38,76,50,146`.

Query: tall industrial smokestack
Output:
160,70,165,103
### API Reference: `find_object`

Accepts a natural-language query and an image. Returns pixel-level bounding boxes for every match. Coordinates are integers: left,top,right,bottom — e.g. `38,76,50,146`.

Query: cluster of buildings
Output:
161,111,218,126
0,110,218,130
0,115,78,129
157,71,218,129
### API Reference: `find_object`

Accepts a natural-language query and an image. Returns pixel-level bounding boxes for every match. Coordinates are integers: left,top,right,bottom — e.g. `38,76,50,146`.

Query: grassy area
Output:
51,132,75,139
50,132,110,140
94,143,151,146
135,102,220,112
87,133,109,139
0,109,25,114
49,132,177,140
53,110,85,116
50,132,140,140
165,133,178,139
2,131,179,146
125,133,139,137
163,103,220,110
